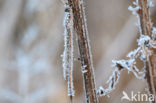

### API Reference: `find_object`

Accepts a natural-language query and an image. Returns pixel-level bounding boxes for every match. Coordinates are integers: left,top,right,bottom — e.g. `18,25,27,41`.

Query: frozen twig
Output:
97,1,156,101
97,44,145,97
69,0,99,103
96,15,138,85
62,0,75,102
137,1,156,102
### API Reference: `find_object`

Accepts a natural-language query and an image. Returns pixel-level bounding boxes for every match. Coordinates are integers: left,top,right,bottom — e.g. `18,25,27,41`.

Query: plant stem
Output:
138,0,156,102
70,0,99,103
62,1,74,102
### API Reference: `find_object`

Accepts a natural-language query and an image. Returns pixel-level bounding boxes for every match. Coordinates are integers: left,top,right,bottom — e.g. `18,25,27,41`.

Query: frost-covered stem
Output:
70,0,99,103
138,0,152,36
138,0,156,101
62,0,75,102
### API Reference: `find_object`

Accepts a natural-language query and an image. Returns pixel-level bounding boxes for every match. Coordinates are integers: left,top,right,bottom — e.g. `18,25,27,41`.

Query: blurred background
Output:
0,0,156,103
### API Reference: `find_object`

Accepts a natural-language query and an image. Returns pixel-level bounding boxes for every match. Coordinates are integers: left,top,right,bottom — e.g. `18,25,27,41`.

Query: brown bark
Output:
138,0,156,102
62,1,75,103
68,0,99,103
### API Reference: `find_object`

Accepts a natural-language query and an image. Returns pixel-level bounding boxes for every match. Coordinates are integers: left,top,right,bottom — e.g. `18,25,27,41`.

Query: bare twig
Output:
62,0,156,103
96,15,138,85
69,0,99,103
96,2,156,101
96,1,156,102
62,0,74,102
138,0,156,102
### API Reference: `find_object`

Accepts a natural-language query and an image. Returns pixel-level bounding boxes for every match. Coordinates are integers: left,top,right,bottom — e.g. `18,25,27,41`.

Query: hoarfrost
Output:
62,2,75,97
98,0,156,98
63,11,70,28
62,8,74,80
152,27,156,39
97,86,110,97
107,68,120,88
112,58,145,79
127,47,141,59
150,40,156,48
82,69,88,73
98,33,153,96
137,35,151,47
112,59,136,71
81,65,88,73
139,50,146,61
128,6,139,15
97,68,121,97
152,27,156,34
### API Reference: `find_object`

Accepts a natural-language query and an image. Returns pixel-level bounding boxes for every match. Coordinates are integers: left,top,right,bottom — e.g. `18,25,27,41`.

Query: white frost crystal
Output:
62,3,75,97
152,27,156,39
81,65,88,73
137,35,151,47
128,6,140,15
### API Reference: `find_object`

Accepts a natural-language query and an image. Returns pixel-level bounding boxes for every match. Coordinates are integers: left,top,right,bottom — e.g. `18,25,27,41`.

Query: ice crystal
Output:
62,9,73,80
127,47,141,59
81,65,88,73
152,27,156,39
137,35,151,47
128,6,139,15
97,86,110,97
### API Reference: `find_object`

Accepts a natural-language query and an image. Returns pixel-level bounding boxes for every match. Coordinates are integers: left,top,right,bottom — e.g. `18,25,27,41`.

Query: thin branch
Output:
138,0,156,102
62,0,75,102
69,0,99,103
96,1,156,101
96,0,156,86
96,15,138,85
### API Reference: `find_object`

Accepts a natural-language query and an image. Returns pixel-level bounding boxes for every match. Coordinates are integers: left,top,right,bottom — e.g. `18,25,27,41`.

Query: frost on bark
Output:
62,0,156,103
137,0,156,101
62,0,98,103
97,1,156,102
129,0,156,101
62,0,75,101
70,0,98,103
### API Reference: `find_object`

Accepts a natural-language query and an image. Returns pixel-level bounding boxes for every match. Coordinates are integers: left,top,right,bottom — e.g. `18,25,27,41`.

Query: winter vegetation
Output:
62,0,156,103
0,0,156,103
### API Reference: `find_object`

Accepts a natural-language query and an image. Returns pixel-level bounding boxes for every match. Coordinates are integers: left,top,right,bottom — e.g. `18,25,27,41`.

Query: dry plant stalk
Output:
97,1,156,103
138,0,156,102
62,0,156,103
62,0,74,102
61,0,99,103
70,0,99,103
62,0,98,103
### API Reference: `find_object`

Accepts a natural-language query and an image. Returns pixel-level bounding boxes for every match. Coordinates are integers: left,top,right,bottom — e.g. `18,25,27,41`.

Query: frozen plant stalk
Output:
97,1,156,101
62,0,98,103
70,0,99,103
137,0,156,102
62,0,75,101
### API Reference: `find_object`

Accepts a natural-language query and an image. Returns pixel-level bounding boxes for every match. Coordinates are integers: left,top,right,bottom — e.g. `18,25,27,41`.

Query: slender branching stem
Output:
69,0,99,103
138,1,156,102
62,1,75,102
62,0,156,103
